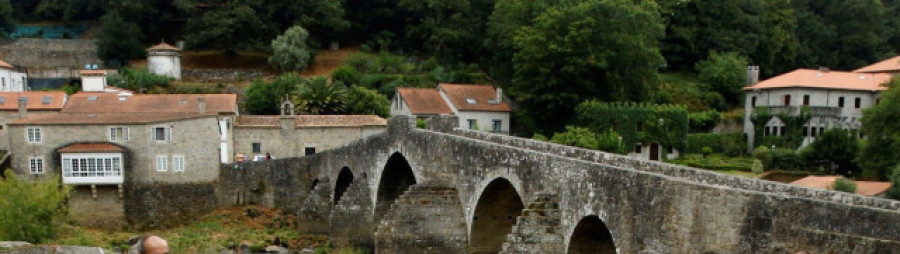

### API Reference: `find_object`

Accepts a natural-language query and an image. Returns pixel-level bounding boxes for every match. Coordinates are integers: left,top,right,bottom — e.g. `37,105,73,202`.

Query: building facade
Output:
146,42,182,80
0,59,28,91
0,91,66,151
743,68,891,150
391,84,512,133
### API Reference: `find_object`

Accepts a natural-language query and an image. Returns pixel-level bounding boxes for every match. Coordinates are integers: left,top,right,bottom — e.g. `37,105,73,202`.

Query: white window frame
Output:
61,153,123,184
109,126,130,142
156,155,168,171
29,157,44,174
492,120,502,132
26,127,41,143
173,156,185,172
151,126,172,142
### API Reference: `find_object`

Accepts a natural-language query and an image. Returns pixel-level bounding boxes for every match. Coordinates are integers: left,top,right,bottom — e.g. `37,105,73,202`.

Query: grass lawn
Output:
53,206,349,253
669,153,758,178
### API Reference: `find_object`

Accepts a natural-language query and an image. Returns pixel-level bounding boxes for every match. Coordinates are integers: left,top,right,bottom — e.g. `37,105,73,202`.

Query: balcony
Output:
756,106,841,117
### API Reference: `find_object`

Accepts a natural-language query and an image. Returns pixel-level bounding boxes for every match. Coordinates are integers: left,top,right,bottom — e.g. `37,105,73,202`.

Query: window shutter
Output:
110,127,115,141
166,127,172,141
124,127,130,141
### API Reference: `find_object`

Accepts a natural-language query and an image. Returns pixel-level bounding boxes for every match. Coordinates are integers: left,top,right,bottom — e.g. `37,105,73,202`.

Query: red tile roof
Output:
438,83,511,112
790,176,892,196
10,113,208,125
79,70,107,76
0,91,67,111
235,115,387,127
0,59,13,69
57,143,125,153
743,69,892,91
854,56,900,73
62,93,237,115
397,87,454,115
147,42,180,51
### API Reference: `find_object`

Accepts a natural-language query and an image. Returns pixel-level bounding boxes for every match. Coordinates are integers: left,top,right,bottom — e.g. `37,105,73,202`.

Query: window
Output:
854,97,861,108
152,127,171,141
811,127,818,137
635,145,642,153
783,95,791,106
764,127,770,136
173,156,185,172
838,97,845,107
156,156,168,171
803,95,810,106
305,147,316,155
803,127,808,137
819,127,825,136
29,157,44,174
26,127,41,143
468,119,477,130
751,96,757,107
109,127,130,141
252,143,261,153
666,146,674,154
492,120,502,132
779,126,785,136
41,96,51,105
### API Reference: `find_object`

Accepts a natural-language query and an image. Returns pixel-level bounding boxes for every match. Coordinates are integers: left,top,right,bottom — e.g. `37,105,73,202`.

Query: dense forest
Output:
2,0,900,134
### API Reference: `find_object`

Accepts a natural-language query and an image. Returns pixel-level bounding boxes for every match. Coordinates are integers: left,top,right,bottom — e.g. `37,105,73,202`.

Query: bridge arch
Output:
334,167,354,204
470,177,525,253
567,215,617,254
375,152,417,222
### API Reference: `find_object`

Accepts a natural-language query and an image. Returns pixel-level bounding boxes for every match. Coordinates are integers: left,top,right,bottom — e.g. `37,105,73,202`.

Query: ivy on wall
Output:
576,101,688,151
750,107,811,148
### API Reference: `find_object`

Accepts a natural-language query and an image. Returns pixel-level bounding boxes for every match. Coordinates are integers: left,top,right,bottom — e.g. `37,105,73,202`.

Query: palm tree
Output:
294,76,347,114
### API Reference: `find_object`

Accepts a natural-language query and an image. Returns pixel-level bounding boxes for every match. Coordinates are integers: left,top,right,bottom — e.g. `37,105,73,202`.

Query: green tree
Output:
295,76,347,115
0,0,14,42
550,126,599,150
397,0,495,62
96,12,145,67
857,78,900,179
269,25,314,72
106,68,172,93
0,171,71,243
508,0,665,133
802,128,860,176
695,51,749,107
346,86,390,118
183,2,270,54
244,73,302,115
832,177,857,194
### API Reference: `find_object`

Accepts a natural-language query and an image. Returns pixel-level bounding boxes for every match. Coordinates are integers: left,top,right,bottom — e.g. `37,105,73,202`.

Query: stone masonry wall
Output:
124,182,220,229
182,69,270,82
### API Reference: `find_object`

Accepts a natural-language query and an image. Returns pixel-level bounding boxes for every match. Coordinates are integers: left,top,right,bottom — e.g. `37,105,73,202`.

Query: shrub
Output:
686,133,723,154
532,133,549,141
769,148,805,171
889,164,900,200
832,177,857,193
550,126,598,150
751,159,764,174
346,86,390,118
701,146,713,158
331,66,362,86
753,146,772,168
721,133,746,157
688,110,721,132
415,118,426,129
0,171,71,243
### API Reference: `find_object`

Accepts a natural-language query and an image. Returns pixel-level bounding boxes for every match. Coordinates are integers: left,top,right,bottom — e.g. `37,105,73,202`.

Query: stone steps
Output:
375,181,468,254
500,193,566,254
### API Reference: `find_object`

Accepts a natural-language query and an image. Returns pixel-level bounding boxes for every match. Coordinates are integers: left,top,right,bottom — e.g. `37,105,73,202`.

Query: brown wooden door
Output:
649,143,659,161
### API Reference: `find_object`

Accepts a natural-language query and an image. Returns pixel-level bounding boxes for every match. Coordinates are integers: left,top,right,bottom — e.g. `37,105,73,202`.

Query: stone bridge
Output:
223,116,900,253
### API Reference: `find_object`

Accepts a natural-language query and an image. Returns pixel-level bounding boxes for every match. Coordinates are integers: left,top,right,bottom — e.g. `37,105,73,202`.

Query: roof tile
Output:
438,83,511,112
11,113,208,125
147,42,181,51
397,88,454,115
235,115,387,127
62,93,237,115
57,143,125,153
854,55,900,73
0,59,13,69
0,91,67,111
743,69,892,91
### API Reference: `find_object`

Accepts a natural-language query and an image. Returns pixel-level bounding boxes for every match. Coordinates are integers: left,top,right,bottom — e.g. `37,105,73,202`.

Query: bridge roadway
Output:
227,115,900,253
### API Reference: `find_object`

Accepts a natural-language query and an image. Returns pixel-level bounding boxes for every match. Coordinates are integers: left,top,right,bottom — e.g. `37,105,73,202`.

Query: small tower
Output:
146,41,182,80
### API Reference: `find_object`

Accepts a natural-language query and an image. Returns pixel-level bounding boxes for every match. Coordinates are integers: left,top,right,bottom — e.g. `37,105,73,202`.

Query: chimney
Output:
746,65,760,86
17,97,27,119
496,87,503,102
197,97,206,114
818,66,830,72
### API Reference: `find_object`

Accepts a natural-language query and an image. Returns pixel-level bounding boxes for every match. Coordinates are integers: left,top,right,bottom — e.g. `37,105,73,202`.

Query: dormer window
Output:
179,99,188,105
0,97,6,105
87,96,98,101
42,96,51,105
466,98,477,104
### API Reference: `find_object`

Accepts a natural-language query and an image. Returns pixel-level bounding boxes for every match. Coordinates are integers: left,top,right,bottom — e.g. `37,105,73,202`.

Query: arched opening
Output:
334,167,354,204
375,152,416,221
568,215,616,254
310,178,320,190
470,178,524,253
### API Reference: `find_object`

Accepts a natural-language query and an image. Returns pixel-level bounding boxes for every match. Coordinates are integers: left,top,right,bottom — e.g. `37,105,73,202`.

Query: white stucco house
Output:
743,68,892,150
0,59,28,92
391,84,512,133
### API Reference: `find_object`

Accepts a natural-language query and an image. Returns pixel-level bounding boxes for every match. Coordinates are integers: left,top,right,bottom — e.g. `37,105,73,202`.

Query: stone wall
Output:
218,157,321,211
68,185,126,229
182,69,270,82
232,125,386,160
124,182,220,229
0,39,101,79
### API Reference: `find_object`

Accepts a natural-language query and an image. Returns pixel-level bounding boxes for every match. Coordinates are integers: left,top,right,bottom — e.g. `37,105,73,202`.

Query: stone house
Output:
146,42,182,80
0,91,67,151
391,84,512,133
743,68,892,149
0,59,27,91
233,104,386,161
